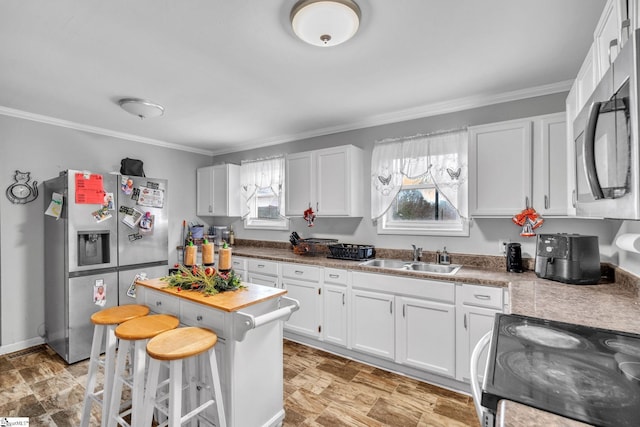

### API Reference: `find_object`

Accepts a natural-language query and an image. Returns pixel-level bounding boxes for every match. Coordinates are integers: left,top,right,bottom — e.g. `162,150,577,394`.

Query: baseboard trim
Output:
0,337,46,356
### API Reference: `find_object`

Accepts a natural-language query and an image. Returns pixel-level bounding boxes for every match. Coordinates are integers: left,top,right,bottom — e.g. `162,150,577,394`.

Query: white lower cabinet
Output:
322,268,349,347
455,283,504,383
350,288,395,360
281,263,322,338
247,259,279,288
396,296,456,377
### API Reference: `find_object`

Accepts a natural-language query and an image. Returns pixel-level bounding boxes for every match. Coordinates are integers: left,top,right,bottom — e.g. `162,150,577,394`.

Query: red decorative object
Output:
303,207,316,227
512,207,543,237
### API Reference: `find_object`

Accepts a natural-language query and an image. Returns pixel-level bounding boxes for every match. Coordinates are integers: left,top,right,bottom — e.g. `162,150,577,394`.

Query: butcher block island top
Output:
135,277,287,312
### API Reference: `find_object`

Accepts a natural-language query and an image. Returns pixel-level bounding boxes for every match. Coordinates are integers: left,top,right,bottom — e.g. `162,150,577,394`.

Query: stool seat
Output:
115,314,180,341
147,327,218,361
91,304,150,325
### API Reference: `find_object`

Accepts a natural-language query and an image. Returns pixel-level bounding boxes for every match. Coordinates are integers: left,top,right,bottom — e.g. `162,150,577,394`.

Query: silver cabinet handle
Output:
329,274,339,279
316,202,319,212
474,294,491,300
402,304,406,318
155,301,162,306
390,301,393,314
621,19,631,46
196,315,203,321
609,38,618,65
525,196,530,208
342,293,345,305
572,189,577,208
544,195,549,210
464,313,468,329
295,270,304,275
257,264,265,268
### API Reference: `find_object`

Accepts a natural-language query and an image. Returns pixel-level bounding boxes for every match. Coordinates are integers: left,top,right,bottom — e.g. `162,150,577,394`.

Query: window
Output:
371,130,468,236
240,157,289,230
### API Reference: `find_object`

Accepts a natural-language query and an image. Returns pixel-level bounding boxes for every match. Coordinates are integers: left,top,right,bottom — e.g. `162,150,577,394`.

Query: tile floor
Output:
0,340,478,426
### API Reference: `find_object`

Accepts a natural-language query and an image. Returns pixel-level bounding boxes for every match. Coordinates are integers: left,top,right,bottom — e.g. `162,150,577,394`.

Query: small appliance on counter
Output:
505,242,523,273
534,233,600,284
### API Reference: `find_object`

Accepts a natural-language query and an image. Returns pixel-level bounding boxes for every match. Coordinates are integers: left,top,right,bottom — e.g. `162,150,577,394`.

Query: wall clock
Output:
6,170,38,204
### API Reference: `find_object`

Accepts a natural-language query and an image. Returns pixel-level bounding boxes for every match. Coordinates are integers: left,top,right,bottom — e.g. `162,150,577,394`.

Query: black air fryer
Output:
534,234,600,284
506,243,523,273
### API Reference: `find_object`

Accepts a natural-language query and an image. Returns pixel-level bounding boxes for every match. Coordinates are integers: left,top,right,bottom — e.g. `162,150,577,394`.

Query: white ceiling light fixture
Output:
118,98,165,119
290,0,361,47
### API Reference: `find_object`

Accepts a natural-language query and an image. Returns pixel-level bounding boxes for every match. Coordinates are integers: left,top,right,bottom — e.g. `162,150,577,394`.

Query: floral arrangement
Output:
162,264,244,295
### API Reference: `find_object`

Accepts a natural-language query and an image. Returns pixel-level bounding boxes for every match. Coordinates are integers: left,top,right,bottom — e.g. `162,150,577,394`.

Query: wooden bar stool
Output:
143,327,227,427
81,304,150,427
107,314,180,427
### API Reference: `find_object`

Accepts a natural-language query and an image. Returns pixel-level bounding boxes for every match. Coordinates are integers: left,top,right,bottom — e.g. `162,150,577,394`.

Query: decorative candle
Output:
218,242,232,271
202,239,214,266
184,241,197,266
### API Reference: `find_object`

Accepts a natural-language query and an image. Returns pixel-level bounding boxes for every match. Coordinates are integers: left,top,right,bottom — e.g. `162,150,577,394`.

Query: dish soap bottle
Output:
229,225,235,246
440,247,450,265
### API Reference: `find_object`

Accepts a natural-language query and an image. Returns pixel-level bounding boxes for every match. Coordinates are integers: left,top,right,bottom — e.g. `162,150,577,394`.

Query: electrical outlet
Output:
498,239,508,255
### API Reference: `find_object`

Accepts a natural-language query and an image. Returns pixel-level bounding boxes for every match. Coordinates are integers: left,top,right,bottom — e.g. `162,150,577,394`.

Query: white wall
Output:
212,93,620,266
0,115,212,351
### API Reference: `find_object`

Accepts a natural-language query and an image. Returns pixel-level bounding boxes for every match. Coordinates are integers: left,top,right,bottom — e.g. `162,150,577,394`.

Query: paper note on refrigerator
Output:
75,173,105,204
45,192,64,219
137,187,164,208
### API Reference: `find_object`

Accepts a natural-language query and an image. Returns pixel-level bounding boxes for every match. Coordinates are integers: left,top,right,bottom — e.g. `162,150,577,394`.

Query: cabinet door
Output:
535,114,568,216
350,289,394,360
594,0,625,78
316,146,349,216
285,152,313,216
282,278,322,338
396,296,455,377
212,164,241,217
456,305,499,383
323,283,348,346
575,43,597,111
247,272,279,288
469,120,532,216
196,166,214,216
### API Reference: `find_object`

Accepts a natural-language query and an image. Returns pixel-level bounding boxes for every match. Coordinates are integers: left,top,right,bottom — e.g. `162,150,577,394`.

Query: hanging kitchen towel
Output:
120,158,145,177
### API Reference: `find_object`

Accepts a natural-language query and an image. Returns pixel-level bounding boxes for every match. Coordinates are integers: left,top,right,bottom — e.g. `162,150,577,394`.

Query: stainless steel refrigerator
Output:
44,170,168,363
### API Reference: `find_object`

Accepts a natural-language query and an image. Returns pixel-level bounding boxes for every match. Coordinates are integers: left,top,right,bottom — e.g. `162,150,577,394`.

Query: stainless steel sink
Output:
406,262,462,275
359,259,411,269
359,259,461,275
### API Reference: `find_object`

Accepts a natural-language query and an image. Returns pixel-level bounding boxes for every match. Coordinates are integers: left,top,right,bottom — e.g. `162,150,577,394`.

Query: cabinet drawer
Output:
231,256,247,272
460,284,503,309
324,268,348,285
179,299,225,336
282,263,320,281
144,288,179,315
247,259,278,276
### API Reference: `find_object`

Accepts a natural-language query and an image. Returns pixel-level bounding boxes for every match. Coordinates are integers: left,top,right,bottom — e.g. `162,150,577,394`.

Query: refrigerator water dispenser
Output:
78,231,111,266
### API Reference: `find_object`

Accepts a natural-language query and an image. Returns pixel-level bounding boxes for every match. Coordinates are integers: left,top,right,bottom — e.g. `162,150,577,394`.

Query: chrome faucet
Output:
411,244,422,262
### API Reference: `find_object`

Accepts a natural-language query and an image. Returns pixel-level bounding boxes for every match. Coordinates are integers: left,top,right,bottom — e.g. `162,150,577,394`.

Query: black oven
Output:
477,314,640,427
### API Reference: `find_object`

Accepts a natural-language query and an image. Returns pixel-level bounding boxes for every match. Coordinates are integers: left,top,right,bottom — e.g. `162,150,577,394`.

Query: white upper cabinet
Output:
469,120,533,216
470,114,568,217
574,43,598,112
285,145,363,217
594,0,628,79
533,113,569,216
196,164,240,217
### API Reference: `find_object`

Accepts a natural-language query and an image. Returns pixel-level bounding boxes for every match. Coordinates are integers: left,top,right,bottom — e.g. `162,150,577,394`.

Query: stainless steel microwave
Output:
573,29,640,219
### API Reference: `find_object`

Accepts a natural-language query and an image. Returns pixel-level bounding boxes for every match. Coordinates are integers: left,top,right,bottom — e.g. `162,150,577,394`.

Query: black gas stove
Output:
481,314,640,427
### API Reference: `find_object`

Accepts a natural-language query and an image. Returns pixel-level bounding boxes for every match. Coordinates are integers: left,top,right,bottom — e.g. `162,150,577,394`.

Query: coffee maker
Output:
506,242,523,273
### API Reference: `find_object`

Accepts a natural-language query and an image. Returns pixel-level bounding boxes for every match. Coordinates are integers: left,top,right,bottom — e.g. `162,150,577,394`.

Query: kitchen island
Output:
135,278,298,427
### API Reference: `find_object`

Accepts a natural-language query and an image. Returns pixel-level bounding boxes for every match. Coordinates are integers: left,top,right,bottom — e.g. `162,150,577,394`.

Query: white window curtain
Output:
371,129,468,221
240,156,285,219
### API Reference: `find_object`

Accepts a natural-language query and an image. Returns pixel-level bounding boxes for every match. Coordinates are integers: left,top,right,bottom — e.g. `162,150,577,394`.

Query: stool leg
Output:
130,339,147,427
107,339,131,427
102,324,118,426
143,358,161,427
81,324,105,427
169,359,183,427
185,356,198,427
207,348,227,427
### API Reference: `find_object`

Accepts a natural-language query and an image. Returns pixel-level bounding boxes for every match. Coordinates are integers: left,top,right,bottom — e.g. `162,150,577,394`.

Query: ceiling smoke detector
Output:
290,0,361,47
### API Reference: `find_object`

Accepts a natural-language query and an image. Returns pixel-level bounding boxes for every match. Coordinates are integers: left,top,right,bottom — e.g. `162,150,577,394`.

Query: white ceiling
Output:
0,1,605,155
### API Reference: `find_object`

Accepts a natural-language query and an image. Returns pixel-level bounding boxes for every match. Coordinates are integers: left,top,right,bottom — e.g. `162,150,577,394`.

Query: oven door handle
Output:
470,330,493,423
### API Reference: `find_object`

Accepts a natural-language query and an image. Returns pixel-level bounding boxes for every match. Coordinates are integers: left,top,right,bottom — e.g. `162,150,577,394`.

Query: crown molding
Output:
0,105,214,156
211,79,572,156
